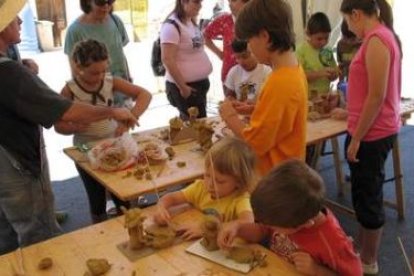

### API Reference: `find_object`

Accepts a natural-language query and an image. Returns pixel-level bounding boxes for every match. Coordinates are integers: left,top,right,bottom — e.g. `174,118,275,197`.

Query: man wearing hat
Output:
0,0,137,254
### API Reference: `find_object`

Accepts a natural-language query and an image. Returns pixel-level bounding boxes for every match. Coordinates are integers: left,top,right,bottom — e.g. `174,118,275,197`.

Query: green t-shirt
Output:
296,41,337,96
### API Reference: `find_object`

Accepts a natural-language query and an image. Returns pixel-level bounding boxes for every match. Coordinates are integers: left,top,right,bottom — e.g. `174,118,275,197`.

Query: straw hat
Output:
0,0,26,32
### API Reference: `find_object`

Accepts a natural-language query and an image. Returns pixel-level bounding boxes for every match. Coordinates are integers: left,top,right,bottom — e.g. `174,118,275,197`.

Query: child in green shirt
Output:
296,12,338,98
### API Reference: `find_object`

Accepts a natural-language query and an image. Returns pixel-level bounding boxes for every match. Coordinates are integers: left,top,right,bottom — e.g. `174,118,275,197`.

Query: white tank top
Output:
69,75,118,144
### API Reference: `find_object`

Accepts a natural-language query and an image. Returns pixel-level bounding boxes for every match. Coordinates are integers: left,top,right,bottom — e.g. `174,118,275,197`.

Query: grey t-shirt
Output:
0,58,72,176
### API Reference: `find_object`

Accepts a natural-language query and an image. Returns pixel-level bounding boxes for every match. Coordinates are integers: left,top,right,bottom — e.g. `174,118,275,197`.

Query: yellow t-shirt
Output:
243,66,308,175
181,179,252,222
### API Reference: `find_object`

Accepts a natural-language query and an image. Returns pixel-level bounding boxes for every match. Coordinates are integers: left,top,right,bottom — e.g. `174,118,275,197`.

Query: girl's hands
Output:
217,221,240,250
176,223,203,240
347,138,360,163
290,252,319,275
153,204,171,226
115,122,130,137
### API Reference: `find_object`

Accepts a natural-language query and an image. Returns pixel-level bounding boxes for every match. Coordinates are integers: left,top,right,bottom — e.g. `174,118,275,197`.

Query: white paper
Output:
186,239,252,274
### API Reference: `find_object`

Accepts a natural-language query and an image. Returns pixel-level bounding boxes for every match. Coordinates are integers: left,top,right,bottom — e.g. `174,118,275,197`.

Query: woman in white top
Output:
160,0,212,120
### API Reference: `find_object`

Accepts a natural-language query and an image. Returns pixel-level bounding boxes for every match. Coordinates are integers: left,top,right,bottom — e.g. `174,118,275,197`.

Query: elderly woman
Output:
64,0,131,106
161,0,212,120
0,0,136,254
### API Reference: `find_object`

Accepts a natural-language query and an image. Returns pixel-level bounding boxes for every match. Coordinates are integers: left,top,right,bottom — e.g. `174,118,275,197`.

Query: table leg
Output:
391,137,405,219
331,137,345,196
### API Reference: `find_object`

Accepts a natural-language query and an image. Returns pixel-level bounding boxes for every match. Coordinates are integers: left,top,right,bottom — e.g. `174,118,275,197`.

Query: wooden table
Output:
64,100,414,203
315,99,414,219
64,128,207,201
0,206,303,276
64,118,349,202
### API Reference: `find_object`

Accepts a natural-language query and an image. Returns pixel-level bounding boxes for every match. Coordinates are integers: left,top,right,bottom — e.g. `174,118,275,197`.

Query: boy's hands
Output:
153,204,171,226
319,68,338,81
176,223,203,240
232,101,255,115
219,100,238,121
290,252,319,275
217,221,240,250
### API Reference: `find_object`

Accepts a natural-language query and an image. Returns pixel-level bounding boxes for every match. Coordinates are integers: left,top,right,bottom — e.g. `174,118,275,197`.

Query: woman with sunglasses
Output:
64,0,131,107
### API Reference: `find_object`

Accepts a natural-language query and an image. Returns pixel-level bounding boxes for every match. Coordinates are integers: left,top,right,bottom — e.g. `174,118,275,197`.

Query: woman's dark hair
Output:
340,0,402,55
235,0,295,53
168,0,198,25
307,12,331,35
340,20,356,38
231,39,248,53
250,159,325,228
80,0,92,14
72,39,109,67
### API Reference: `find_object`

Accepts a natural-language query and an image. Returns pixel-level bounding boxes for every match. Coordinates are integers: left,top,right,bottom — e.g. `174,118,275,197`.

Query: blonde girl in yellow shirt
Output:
153,137,256,240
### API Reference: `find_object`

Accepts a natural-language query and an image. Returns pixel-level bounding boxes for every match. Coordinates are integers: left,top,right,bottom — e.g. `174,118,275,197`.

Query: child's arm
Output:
233,101,255,115
291,252,337,276
153,191,187,226
112,78,152,119
205,38,223,60
112,78,152,135
306,68,338,82
224,86,237,100
218,221,266,249
217,210,254,248
219,99,245,137
54,85,89,135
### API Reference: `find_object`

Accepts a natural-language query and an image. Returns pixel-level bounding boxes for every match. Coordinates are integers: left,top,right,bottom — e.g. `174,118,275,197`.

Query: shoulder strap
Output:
164,19,181,35
109,13,127,42
0,56,12,64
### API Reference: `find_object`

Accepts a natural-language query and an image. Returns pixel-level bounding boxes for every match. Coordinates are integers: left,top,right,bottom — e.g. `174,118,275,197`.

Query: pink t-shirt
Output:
347,24,401,141
203,13,237,82
160,15,212,83
263,209,362,276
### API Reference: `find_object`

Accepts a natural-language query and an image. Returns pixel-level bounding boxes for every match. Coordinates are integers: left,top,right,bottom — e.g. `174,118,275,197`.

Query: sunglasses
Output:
94,0,115,6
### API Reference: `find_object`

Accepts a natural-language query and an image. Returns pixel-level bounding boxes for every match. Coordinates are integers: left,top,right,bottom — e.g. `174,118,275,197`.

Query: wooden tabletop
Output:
64,118,348,201
64,99,414,201
306,98,414,145
64,128,206,201
0,206,303,276
306,118,346,145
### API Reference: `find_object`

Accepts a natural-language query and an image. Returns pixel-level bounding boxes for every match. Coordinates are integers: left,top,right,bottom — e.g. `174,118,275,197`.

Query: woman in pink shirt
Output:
332,0,402,274
161,0,212,120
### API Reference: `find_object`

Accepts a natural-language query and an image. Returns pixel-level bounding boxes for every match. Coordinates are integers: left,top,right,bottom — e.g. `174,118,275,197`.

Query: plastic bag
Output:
88,133,138,171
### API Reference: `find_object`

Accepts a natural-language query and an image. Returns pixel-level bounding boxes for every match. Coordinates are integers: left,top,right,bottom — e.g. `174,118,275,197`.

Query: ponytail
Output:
340,0,402,57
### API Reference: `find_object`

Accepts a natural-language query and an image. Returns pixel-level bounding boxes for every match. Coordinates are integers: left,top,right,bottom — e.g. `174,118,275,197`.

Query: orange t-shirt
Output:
242,66,308,175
